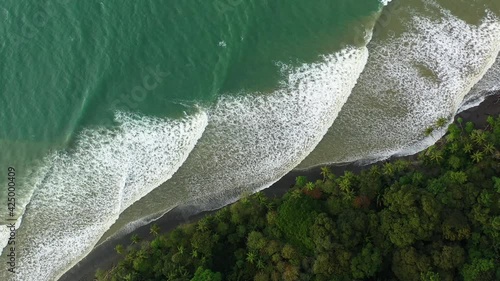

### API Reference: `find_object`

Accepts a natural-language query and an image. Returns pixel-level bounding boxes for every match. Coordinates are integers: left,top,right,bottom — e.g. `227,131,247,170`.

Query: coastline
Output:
58,93,500,281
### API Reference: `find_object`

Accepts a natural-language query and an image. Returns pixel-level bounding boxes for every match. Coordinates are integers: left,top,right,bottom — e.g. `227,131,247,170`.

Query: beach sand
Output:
58,93,500,281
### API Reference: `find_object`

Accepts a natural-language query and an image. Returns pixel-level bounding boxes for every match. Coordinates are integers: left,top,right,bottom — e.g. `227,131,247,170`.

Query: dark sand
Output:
59,93,500,281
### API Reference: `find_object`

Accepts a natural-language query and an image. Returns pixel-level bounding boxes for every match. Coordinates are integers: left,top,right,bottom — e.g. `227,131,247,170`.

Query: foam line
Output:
0,112,207,281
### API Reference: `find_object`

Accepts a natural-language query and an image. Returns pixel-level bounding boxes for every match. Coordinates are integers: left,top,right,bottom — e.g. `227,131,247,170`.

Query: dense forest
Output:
97,115,500,281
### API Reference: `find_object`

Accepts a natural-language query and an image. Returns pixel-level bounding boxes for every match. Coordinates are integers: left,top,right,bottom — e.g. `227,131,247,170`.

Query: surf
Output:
297,0,500,168
0,112,207,281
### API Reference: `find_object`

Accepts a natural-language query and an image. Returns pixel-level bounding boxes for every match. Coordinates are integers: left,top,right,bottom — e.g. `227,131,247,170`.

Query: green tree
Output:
247,231,267,251
420,271,441,281
114,244,124,255
276,196,319,252
392,247,432,281
461,258,496,281
131,234,141,245
483,143,495,155
441,210,471,241
471,151,484,163
320,166,332,181
190,267,222,281
350,243,382,279
463,143,473,154
431,244,465,270
246,251,256,264
295,176,308,187
150,223,160,237
492,216,500,231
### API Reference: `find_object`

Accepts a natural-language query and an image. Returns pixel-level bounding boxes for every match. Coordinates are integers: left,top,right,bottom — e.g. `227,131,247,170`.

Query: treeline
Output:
97,115,500,281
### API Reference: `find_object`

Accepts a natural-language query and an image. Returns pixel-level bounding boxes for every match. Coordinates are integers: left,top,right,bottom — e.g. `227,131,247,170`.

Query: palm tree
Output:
177,245,185,254
436,117,447,128
394,160,409,172
471,130,486,145
486,116,495,128
449,142,459,153
320,167,331,181
200,256,208,265
214,210,224,222
246,251,256,264
369,166,381,177
483,143,495,155
197,218,209,232
291,189,302,199
136,249,146,260
131,234,141,245
339,178,351,193
114,244,124,255
471,151,484,163
424,126,434,137
150,223,160,237
266,200,277,210
191,249,198,258
178,266,189,278
429,151,443,164
256,259,265,270
295,176,308,187
254,192,267,204
212,233,220,242
463,143,473,154
343,188,355,202
305,182,315,191
383,163,395,177
166,272,177,281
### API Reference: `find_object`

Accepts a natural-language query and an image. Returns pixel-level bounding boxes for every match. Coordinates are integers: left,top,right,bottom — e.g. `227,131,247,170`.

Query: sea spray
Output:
297,0,500,168
0,112,207,281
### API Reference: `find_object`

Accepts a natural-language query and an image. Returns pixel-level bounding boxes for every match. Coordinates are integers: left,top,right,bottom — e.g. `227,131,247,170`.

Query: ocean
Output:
0,0,499,280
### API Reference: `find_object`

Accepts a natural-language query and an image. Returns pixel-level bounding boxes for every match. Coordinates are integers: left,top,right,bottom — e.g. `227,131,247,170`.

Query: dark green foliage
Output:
97,115,500,281
191,267,222,281
276,196,319,252
350,243,382,279
295,176,308,187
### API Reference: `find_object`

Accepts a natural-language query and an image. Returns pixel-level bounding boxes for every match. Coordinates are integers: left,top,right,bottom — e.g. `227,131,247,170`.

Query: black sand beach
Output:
59,93,500,281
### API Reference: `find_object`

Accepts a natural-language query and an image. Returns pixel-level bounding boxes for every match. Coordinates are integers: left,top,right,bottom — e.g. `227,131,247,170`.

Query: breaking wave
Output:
298,0,500,168
0,112,208,281
102,47,370,244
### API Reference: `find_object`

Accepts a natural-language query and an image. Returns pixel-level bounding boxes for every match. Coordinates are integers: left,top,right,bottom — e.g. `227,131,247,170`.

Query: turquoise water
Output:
0,0,499,280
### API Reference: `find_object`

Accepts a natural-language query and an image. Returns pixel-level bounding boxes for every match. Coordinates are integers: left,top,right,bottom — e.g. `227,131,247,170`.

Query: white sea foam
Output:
0,112,207,281
189,48,369,206
298,0,500,168
464,54,500,105
107,47,369,236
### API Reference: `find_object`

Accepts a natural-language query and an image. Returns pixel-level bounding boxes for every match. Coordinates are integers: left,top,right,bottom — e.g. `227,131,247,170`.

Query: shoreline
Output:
58,93,500,281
